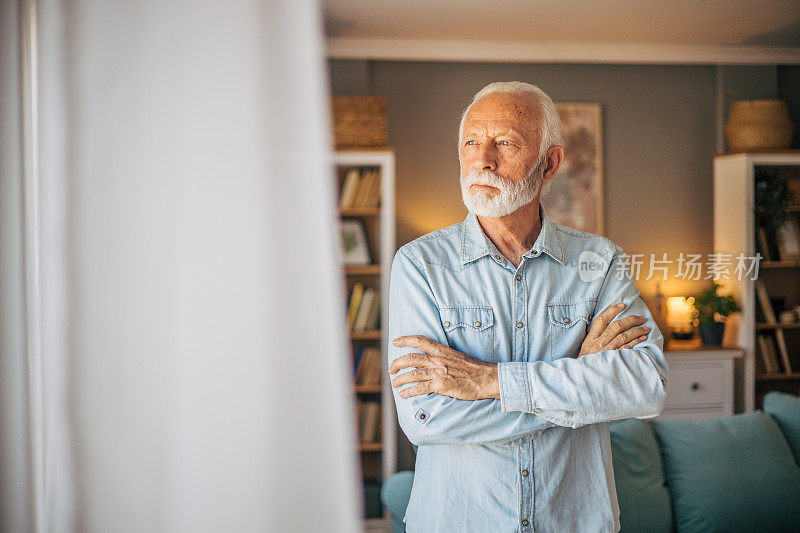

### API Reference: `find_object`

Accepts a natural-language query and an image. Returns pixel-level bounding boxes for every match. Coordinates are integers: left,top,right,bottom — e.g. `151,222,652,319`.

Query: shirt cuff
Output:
497,362,533,413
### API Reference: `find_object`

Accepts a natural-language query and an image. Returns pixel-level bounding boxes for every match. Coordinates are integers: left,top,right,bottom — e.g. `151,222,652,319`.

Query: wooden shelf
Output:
761,260,800,268
755,205,800,213
339,207,381,217
344,264,381,275
355,384,382,393
756,322,800,330
336,150,396,527
756,373,800,381
350,330,382,340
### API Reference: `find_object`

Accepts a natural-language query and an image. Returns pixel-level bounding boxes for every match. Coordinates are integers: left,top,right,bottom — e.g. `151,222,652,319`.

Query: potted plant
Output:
691,282,741,346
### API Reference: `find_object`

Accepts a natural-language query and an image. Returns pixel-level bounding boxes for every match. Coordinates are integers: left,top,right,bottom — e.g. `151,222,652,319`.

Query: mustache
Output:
460,170,510,188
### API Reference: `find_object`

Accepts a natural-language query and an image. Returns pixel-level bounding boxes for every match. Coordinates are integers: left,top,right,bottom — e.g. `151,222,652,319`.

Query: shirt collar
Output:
459,203,566,266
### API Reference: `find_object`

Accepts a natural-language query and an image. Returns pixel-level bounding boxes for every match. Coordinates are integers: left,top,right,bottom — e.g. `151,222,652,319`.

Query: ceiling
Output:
324,0,800,64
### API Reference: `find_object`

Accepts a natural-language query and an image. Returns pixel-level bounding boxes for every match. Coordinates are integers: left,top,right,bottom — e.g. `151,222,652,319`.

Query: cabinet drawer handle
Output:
691,382,700,391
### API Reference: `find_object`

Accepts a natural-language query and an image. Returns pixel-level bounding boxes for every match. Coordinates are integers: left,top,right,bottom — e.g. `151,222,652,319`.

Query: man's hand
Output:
579,302,650,357
389,335,500,400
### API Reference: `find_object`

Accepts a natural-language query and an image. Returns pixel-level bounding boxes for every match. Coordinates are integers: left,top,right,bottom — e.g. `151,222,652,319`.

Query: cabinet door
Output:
656,357,734,419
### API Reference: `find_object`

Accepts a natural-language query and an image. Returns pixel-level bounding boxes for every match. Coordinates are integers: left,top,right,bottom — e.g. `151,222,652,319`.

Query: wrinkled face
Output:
458,92,544,217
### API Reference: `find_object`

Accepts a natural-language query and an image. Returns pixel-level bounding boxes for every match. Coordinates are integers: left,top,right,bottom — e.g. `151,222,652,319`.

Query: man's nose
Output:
476,144,497,172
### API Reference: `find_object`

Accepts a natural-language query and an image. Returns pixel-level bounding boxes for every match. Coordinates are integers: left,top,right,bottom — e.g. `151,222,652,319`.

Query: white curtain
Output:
1,0,361,531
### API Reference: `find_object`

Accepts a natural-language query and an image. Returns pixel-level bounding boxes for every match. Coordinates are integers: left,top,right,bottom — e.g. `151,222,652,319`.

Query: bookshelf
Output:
335,149,396,532
714,152,800,412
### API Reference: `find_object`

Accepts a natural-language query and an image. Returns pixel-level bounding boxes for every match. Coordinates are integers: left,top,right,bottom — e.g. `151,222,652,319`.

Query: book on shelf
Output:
351,287,380,332
339,168,362,208
346,282,365,331
353,288,376,332
338,168,382,209
756,226,772,261
755,280,794,372
757,334,781,373
774,329,794,373
359,401,382,444
755,280,777,322
355,347,382,386
353,170,374,207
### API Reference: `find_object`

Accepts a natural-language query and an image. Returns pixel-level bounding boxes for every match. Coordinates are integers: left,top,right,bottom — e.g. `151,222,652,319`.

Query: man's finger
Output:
398,380,434,398
393,334,441,354
621,335,648,349
391,368,433,388
587,303,626,340
606,325,650,350
388,353,433,374
597,315,646,345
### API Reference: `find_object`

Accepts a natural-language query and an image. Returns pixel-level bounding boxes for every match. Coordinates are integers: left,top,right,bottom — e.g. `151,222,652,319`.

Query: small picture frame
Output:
338,219,372,265
777,217,800,260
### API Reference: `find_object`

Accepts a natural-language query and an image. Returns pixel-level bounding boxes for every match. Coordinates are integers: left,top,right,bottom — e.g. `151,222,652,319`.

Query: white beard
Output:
460,160,544,218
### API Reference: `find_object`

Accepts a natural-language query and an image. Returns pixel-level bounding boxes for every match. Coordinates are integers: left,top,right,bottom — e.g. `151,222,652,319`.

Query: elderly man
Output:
387,81,668,532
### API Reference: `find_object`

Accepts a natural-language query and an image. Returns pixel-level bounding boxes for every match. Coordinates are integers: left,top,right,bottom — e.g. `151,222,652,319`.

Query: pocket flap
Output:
548,299,595,328
439,306,494,332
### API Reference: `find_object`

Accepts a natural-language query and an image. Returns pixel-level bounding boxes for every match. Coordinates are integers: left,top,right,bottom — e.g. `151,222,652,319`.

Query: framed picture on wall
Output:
338,218,372,265
543,103,604,235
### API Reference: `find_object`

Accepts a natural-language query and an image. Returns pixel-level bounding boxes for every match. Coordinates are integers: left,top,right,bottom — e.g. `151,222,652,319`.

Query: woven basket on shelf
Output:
331,96,388,148
724,99,794,153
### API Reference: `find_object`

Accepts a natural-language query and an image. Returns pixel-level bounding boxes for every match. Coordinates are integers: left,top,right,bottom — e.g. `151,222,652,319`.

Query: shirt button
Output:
444,321,451,327
532,250,540,256
515,274,522,281
494,254,501,261
522,469,529,477
474,321,481,328
516,322,523,329
522,519,529,526
563,317,571,324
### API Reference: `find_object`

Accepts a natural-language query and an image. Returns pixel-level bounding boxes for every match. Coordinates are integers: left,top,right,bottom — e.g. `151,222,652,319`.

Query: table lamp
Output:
666,296,695,340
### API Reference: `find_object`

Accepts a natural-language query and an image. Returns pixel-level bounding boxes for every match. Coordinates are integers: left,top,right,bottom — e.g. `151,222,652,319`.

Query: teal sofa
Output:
381,391,800,532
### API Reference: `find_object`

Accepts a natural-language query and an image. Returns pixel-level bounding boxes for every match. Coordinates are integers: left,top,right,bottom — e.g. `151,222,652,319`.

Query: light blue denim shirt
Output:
387,203,668,532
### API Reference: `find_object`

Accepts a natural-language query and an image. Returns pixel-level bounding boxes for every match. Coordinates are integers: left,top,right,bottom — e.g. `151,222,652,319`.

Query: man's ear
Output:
542,145,565,182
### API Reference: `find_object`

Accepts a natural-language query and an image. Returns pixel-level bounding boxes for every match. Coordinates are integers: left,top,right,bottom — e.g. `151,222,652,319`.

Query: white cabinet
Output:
655,346,743,421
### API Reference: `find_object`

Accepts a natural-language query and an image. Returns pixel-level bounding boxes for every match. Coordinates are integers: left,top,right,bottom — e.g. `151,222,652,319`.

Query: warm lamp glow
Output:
666,296,695,338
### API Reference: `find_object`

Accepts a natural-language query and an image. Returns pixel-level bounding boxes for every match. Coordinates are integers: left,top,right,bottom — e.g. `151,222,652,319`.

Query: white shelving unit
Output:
334,149,397,533
713,151,800,413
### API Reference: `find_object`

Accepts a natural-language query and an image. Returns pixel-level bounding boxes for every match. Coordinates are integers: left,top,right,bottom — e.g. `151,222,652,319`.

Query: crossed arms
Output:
387,247,668,447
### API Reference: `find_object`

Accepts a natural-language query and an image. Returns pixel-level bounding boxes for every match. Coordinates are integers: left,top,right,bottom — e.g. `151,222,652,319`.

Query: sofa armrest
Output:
380,471,414,533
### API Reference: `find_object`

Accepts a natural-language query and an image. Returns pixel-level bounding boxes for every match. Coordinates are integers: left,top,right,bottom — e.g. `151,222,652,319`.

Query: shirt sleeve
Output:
388,247,555,446
497,243,669,428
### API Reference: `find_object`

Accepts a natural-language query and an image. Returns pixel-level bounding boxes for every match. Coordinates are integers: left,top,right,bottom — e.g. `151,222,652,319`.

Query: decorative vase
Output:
699,322,725,346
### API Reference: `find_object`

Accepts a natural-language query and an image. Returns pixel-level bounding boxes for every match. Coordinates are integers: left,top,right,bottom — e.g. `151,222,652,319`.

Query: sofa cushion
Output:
764,391,800,465
609,418,673,533
380,470,414,533
653,411,800,532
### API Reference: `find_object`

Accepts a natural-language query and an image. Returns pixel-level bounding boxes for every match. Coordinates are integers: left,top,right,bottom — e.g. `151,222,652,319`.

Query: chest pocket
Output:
439,306,495,363
546,298,596,362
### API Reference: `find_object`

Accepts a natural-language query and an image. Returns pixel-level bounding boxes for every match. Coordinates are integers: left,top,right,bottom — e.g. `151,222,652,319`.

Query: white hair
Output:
457,81,562,195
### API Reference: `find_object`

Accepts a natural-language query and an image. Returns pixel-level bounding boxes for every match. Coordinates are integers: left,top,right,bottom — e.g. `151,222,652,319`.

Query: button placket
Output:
519,440,533,531
513,264,527,361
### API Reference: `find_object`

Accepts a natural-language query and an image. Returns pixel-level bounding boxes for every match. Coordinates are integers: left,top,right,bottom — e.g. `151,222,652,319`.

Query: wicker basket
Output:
331,96,388,148
725,100,794,153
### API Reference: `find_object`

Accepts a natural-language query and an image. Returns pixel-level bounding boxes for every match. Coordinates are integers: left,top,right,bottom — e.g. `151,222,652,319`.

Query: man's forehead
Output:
463,93,539,133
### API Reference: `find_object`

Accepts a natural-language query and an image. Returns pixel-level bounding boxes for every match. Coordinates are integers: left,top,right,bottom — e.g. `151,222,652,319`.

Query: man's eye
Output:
465,140,476,146
499,140,511,146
